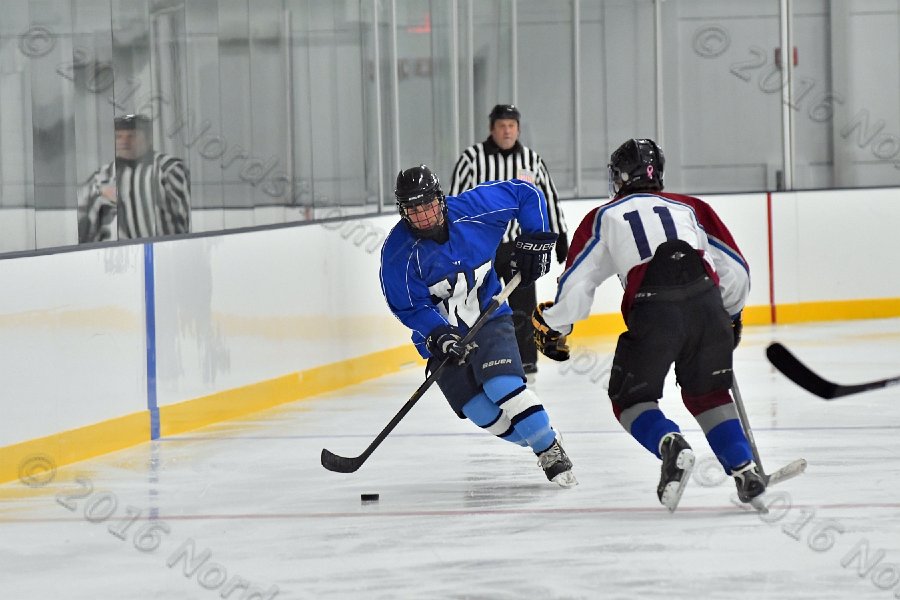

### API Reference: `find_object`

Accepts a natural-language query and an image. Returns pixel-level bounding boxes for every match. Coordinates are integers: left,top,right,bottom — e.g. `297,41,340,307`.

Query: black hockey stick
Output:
767,342,900,400
321,272,523,473
731,376,807,490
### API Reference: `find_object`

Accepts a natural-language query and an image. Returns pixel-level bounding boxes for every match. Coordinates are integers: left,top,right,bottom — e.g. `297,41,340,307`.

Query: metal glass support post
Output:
779,0,795,189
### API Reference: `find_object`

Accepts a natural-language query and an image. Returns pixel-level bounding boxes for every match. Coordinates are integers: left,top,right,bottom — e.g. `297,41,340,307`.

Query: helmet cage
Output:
394,165,447,240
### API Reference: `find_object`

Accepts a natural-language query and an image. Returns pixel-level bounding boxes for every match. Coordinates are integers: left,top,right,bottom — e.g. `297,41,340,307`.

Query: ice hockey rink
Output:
2,318,899,600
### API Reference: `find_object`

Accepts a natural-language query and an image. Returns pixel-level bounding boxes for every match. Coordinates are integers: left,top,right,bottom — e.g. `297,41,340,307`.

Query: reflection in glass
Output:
76,113,191,242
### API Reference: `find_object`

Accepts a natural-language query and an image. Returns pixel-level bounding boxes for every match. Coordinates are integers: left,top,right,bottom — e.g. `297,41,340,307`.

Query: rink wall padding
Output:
3,188,900,485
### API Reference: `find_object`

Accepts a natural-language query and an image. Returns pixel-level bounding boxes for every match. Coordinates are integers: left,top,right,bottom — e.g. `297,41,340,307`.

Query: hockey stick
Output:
767,342,900,400
731,375,807,488
321,272,523,473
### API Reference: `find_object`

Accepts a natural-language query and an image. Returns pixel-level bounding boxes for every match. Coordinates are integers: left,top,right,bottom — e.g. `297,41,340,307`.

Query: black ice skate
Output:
537,438,577,488
732,461,767,508
657,432,695,512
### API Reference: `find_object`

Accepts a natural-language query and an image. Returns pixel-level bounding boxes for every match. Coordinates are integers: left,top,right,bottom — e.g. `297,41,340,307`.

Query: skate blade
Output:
660,450,695,512
748,494,769,514
552,470,578,488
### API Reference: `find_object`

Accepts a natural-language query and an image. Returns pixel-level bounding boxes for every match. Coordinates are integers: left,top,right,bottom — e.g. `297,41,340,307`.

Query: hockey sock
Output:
626,407,681,458
461,391,526,446
683,390,753,473
704,420,753,474
484,375,556,454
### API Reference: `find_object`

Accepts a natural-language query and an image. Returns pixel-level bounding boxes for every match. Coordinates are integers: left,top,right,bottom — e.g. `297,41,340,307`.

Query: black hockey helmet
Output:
608,138,665,196
489,103,521,126
395,164,448,241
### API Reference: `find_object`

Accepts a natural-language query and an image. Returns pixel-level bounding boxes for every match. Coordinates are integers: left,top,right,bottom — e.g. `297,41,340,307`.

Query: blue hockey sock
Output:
461,391,526,446
629,409,681,458
705,419,753,473
484,375,556,454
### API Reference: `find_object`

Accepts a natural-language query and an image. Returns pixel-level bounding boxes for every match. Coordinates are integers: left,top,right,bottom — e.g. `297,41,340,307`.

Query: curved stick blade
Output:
766,343,837,398
321,448,362,473
767,458,808,486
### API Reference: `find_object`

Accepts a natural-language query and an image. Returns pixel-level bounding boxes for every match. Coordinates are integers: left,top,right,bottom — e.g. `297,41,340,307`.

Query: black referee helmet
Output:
114,114,153,140
489,104,521,126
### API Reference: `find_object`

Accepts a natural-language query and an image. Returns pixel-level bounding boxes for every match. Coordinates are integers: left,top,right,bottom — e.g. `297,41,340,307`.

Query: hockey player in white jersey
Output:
380,164,576,487
531,139,765,510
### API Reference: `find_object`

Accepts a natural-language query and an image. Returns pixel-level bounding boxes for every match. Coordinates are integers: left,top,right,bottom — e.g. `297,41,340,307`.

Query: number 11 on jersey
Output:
623,206,677,260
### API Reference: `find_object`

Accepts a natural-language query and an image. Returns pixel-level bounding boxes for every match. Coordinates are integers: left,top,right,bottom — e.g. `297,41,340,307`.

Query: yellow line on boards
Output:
3,299,898,485
776,298,900,324
0,345,423,486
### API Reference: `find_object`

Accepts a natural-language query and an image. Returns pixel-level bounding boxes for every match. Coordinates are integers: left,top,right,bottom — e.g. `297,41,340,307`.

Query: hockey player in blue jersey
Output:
379,164,576,487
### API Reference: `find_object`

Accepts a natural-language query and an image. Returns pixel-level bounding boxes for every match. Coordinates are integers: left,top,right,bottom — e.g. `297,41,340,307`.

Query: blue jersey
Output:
380,179,551,358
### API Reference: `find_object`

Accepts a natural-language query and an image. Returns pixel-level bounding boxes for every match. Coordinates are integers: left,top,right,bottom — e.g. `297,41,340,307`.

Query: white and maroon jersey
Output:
542,191,749,333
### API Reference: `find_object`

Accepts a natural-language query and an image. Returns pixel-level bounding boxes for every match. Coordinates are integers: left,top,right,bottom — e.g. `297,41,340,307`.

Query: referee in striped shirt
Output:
449,104,568,377
77,114,190,243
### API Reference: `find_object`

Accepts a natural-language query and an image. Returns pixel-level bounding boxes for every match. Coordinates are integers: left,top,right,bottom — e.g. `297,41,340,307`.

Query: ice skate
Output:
657,432,695,512
537,438,577,488
733,461,767,512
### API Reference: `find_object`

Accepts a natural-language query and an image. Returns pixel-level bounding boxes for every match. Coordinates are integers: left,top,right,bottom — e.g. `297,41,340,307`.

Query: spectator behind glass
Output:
77,114,191,243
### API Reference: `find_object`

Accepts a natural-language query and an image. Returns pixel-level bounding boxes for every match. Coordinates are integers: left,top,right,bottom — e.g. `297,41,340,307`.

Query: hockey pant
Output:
609,267,753,472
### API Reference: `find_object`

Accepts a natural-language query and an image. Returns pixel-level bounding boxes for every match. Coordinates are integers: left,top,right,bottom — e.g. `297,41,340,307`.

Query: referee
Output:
449,104,568,378
77,114,191,243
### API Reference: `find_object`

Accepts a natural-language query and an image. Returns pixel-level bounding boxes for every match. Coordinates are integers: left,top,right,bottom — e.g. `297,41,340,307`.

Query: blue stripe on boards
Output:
144,244,160,440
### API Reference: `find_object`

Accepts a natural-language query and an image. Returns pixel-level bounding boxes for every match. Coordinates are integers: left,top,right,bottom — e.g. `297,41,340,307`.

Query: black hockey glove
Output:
426,324,478,365
731,314,743,349
532,301,570,361
511,231,558,286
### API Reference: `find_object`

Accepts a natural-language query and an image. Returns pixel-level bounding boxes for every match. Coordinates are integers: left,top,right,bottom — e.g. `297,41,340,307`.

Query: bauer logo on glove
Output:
531,301,570,361
511,231,557,285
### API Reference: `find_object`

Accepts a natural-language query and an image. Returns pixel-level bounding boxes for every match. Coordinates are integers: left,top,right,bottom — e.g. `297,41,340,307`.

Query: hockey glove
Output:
426,324,478,365
731,314,743,349
511,231,558,286
532,301,570,361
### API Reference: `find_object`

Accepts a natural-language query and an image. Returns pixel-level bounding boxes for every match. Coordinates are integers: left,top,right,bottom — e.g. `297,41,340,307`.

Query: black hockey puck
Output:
361,493,379,502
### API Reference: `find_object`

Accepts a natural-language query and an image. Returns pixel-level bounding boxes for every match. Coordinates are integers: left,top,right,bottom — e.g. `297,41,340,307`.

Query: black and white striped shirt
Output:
77,152,191,243
448,138,566,243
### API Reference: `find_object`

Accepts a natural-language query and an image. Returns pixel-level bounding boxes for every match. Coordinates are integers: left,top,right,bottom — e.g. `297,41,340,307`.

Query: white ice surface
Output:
2,319,900,599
